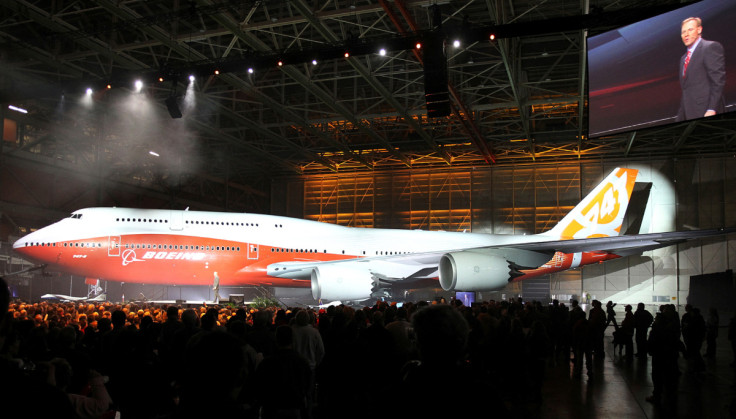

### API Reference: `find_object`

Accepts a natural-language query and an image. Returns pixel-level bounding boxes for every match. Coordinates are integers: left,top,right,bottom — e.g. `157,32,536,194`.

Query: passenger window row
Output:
185,220,259,227
115,243,241,251
114,217,261,227
268,248,413,256
116,218,168,223
22,242,241,252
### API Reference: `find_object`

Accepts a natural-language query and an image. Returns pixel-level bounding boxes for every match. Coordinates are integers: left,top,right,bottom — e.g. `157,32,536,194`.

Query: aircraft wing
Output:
519,227,736,256
272,227,734,273
267,227,736,297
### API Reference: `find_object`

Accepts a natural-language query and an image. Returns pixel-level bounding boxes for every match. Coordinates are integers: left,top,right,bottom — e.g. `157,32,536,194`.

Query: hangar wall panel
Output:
579,263,605,299
629,256,654,292
272,157,735,305
492,169,516,234
471,169,493,233
603,258,630,297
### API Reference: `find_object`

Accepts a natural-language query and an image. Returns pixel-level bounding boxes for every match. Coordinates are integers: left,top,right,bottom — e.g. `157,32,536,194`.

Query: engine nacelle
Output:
311,263,376,301
439,251,512,291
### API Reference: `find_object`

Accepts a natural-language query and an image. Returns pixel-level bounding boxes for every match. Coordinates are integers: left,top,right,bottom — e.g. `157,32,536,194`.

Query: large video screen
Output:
588,0,736,137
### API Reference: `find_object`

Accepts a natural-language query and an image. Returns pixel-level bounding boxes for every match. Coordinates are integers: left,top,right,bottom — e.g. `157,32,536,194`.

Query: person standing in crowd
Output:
705,307,719,358
647,305,681,405
255,325,311,419
682,304,706,372
550,299,570,365
588,300,606,357
568,299,585,363
571,305,593,377
729,314,736,366
634,302,654,358
606,301,618,329
291,309,324,417
619,305,635,361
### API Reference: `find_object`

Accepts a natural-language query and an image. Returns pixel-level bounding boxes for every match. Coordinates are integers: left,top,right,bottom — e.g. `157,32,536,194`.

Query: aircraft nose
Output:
13,231,41,251
14,236,31,252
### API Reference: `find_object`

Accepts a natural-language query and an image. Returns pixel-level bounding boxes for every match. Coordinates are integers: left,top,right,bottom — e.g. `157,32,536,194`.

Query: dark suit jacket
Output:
676,38,726,122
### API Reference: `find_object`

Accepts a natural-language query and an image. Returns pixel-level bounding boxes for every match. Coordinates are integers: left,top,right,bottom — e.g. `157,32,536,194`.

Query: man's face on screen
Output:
681,20,702,48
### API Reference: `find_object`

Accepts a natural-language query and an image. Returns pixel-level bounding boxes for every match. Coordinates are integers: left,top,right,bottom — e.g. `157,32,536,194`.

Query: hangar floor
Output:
541,325,736,419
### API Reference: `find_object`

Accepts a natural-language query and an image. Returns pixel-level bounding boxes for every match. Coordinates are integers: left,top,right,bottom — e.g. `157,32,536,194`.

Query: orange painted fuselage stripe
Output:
20,234,354,287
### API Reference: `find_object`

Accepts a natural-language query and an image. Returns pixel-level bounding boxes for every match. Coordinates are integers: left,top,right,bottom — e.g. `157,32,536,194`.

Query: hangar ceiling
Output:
1,0,735,224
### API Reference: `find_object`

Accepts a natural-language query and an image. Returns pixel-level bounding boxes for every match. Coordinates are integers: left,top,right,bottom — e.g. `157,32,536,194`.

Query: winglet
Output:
545,168,638,240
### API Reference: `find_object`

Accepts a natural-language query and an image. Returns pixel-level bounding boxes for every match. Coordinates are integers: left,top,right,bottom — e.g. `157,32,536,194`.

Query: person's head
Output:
681,17,702,48
181,308,199,328
111,309,126,329
637,302,645,311
97,317,111,333
200,313,216,331
166,305,180,321
294,310,309,327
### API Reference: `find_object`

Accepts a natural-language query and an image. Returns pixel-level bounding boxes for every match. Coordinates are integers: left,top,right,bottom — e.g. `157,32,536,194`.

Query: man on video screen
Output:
676,17,726,122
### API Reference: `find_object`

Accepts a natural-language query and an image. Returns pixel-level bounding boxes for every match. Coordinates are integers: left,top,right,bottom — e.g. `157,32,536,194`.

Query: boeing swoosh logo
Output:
122,249,146,266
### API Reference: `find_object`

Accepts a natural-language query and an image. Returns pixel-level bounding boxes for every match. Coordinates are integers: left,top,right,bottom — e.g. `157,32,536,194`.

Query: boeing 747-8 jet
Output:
12,168,733,301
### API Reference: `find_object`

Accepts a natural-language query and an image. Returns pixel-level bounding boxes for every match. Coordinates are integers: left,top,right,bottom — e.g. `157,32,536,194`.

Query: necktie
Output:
683,50,691,76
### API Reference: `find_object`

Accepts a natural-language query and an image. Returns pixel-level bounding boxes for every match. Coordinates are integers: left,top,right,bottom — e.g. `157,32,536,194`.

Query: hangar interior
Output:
1,0,735,304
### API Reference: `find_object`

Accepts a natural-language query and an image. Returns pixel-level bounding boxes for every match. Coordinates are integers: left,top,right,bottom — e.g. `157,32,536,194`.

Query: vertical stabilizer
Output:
545,168,638,240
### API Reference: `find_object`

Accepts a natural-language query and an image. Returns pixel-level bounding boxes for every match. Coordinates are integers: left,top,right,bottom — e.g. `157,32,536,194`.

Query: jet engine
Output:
438,251,514,292
311,263,376,301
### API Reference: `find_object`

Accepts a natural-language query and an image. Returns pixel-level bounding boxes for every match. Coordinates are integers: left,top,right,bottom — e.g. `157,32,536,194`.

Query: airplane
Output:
11,168,734,302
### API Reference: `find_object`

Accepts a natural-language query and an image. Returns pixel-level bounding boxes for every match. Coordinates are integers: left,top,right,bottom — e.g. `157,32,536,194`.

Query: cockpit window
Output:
69,213,83,219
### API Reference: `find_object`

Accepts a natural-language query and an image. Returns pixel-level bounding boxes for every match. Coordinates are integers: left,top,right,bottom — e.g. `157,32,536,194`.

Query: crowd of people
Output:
1,276,734,418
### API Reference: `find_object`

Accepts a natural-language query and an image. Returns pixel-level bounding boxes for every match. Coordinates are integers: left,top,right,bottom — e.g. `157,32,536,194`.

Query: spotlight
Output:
86,88,93,95
312,59,318,65
344,52,350,58
189,75,195,82
489,34,496,41
453,39,461,48
134,80,143,92
248,68,254,74
379,48,386,56
415,42,422,49
277,60,283,67
106,84,112,89
214,70,220,75
158,77,164,82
